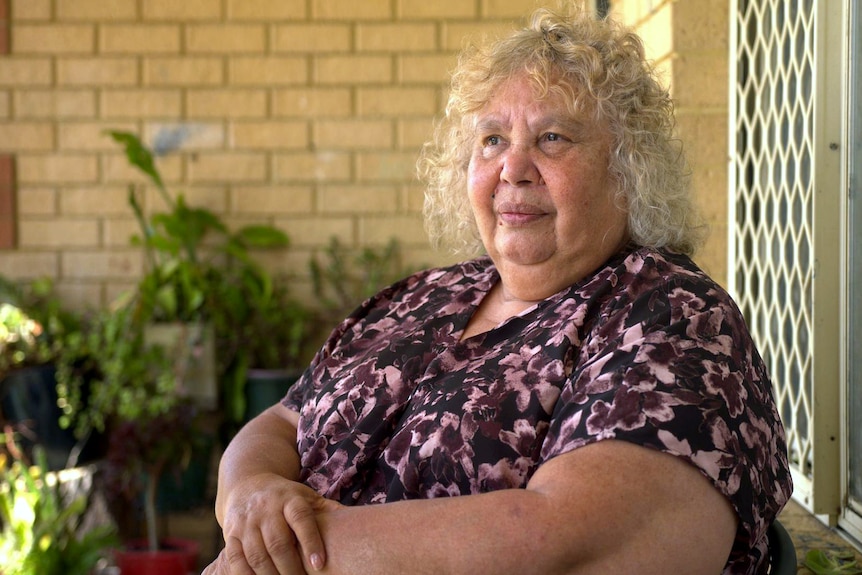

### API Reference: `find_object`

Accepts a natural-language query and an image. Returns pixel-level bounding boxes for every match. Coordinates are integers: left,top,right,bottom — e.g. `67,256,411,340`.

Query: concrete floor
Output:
779,499,862,572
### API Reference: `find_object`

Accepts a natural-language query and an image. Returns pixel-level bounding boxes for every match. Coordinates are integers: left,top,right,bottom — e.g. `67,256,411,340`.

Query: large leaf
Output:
107,131,164,191
804,549,862,574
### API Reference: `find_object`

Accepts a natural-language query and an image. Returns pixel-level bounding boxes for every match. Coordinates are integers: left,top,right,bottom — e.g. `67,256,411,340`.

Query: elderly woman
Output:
204,8,791,575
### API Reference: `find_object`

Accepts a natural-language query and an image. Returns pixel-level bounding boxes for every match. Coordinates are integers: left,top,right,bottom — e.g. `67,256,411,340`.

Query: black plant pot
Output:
243,368,302,422
0,364,83,470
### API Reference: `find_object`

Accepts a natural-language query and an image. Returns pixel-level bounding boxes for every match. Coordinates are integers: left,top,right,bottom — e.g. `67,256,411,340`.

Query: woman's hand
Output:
203,472,343,575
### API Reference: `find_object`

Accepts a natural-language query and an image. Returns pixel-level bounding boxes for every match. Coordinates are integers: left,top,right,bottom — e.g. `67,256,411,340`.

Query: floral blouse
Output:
284,245,793,574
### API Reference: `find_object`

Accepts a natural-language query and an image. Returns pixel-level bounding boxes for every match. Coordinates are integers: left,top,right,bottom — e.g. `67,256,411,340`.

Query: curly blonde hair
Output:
418,7,705,256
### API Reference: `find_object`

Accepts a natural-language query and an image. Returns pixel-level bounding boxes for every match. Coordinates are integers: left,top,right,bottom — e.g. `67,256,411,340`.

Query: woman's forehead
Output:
471,73,599,128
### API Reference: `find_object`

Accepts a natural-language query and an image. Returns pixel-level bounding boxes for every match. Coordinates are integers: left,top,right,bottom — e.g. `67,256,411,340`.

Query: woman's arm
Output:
310,440,737,575
210,404,340,574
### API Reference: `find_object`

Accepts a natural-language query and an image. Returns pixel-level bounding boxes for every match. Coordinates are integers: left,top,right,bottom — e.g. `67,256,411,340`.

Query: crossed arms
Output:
203,403,736,575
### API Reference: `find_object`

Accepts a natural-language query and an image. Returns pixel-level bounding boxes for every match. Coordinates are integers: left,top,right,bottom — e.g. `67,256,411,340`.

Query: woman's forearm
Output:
312,489,571,575
214,404,302,525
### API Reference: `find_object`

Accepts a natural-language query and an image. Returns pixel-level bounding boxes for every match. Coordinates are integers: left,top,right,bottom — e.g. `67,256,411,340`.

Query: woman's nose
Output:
500,144,541,185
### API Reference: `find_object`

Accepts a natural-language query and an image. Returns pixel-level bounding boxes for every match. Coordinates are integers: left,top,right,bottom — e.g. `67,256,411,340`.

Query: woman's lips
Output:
495,201,547,225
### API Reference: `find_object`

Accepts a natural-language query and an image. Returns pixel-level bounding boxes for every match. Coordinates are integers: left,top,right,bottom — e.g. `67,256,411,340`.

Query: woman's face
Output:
467,72,629,299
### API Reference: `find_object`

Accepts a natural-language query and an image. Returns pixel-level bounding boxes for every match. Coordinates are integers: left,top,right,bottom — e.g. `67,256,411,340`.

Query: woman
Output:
204,8,791,575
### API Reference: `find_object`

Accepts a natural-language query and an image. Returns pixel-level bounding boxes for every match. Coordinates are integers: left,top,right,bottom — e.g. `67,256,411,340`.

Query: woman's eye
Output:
484,135,501,146
544,132,563,142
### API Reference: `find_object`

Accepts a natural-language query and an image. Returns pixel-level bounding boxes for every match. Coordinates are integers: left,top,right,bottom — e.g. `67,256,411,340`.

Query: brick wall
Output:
612,0,730,285
0,0,729,310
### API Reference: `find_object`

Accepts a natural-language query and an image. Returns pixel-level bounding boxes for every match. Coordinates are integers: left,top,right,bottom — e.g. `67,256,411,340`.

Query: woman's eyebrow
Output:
539,114,588,133
474,117,507,134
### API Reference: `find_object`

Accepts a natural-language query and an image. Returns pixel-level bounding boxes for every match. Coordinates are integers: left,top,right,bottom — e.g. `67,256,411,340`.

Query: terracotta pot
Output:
114,537,200,575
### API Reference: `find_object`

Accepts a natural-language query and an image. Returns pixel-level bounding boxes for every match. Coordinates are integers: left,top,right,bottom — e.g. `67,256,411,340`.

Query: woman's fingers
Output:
284,495,327,570
225,532,281,575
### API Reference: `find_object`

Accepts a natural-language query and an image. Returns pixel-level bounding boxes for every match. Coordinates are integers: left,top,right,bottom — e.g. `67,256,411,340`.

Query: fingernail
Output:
310,553,324,571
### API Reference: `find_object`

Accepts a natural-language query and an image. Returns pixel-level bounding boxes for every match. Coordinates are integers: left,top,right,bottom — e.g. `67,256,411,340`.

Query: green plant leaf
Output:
804,549,862,574
107,131,165,191
235,225,289,248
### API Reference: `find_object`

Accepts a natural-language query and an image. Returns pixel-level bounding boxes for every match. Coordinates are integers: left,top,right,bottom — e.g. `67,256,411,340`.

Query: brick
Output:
634,2,673,58
232,185,314,215
673,52,727,108
0,91,8,118
227,0,307,21
144,57,224,86
61,185,131,215
398,118,435,148
187,152,268,183
15,186,56,215
480,0,541,19
400,54,455,83
399,0,477,19
59,282,106,310
101,25,181,54
13,90,97,119
275,152,351,182
357,87,438,116
357,24,437,53
358,214,425,244
103,153,182,185
102,89,182,119
232,121,308,150
57,57,139,86
187,25,266,54
312,0,391,20
56,0,137,21
315,56,392,85
403,182,425,212
18,219,100,247
143,0,221,21
12,24,95,54
0,252,58,279
275,216,353,247
10,0,51,21
144,122,226,151
356,151,418,182
318,185,398,213
674,0,728,52
57,122,135,151
443,22,514,50
229,56,307,86
145,185,228,214
17,154,99,185
187,89,268,119
0,122,54,152
0,59,52,86
314,119,392,150
674,112,727,173
62,250,142,278
274,88,352,118
273,24,352,53
103,217,139,247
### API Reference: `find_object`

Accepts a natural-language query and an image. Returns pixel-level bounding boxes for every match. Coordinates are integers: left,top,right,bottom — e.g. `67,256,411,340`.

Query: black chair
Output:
767,518,797,574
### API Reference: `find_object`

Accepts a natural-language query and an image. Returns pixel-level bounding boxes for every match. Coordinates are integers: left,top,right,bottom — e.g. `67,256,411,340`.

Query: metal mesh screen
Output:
730,0,815,481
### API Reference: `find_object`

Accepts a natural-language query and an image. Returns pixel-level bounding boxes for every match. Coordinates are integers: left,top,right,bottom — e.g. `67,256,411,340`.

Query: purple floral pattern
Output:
284,246,792,574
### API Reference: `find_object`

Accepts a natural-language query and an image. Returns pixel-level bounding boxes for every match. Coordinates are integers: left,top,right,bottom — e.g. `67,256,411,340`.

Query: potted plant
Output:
220,276,314,427
0,426,117,575
0,276,87,470
308,236,410,342
107,131,295,424
55,303,203,575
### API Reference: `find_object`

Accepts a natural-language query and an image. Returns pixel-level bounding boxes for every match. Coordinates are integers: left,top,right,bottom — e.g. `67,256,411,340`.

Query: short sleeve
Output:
540,284,791,552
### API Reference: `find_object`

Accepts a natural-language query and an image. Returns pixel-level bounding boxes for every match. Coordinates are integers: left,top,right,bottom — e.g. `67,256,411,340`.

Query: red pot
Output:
114,537,200,575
